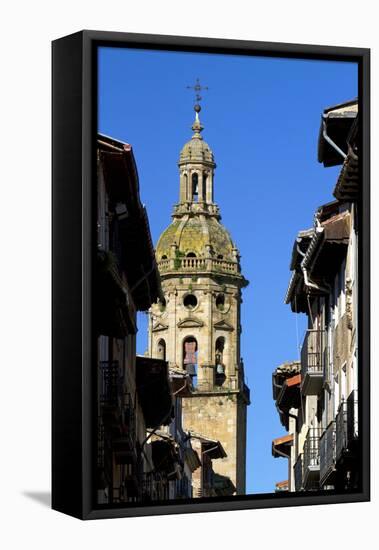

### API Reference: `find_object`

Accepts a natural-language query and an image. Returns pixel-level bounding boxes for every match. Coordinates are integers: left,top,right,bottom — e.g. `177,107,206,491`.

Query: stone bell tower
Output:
148,101,250,495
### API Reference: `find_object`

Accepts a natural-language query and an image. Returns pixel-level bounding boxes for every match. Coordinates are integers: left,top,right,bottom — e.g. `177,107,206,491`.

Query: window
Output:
183,294,197,309
216,293,225,311
157,339,166,361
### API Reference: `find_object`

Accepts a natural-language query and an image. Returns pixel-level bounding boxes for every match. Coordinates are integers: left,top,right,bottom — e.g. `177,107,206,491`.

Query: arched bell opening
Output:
215,336,226,386
183,336,198,386
192,173,199,202
157,339,166,361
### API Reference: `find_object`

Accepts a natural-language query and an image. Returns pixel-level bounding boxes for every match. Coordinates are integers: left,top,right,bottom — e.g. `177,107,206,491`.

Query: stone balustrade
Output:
157,256,240,274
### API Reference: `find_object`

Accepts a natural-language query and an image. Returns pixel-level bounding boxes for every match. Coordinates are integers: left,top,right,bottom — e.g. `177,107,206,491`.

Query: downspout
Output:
274,447,291,460
322,117,347,161
276,402,298,424
301,217,330,295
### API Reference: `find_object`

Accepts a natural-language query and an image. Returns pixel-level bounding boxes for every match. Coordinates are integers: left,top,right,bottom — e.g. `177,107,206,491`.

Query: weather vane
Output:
186,78,208,106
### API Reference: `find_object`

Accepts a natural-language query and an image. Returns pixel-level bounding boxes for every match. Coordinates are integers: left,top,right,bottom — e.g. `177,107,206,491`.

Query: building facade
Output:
148,105,250,495
96,134,199,504
272,99,360,492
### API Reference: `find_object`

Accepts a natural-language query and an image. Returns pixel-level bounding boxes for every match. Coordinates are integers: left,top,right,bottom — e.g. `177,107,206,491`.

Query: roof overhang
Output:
95,250,137,337
275,480,289,492
97,134,163,310
169,369,193,396
190,432,227,460
136,356,173,429
272,434,293,458
276,374,301,411
317,99,358,167
285,205,350,310
272,362,301,400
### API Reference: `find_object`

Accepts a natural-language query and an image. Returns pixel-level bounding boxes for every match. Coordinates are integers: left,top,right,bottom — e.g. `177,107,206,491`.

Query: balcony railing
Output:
335,390,359,463
301,329,326,395
121,392,136,441
320,421,336,487
294,453,303,492
347,389,359,446
99,360,123,411
336,401,347,461
157,257,240,275
140,471,169,502
303,427,321,489
113,396,137,465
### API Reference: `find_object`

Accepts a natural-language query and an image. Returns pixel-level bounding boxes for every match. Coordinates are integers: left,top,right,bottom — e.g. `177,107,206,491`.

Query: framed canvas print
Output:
52,30,370,519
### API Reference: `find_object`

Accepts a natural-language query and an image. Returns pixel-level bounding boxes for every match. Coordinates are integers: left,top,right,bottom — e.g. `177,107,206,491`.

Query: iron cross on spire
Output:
186,78,209,105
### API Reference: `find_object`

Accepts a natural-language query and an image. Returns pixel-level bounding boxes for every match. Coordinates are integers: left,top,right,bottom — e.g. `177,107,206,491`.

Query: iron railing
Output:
303,427,321,488
301,329,325,377
294,453,303,492
347,389,359,446
99,360,123,410
336,401,348,461
121,392,136,442
320,421,336,486
140,471,169,502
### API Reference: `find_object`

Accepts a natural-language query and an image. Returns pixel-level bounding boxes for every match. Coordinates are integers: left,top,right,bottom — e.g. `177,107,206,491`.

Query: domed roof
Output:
178,116,215,166
156,215,235,261
179,137,214,165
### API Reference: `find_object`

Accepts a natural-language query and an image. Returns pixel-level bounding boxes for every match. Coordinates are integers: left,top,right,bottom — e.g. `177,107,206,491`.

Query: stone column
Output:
206,171,214,203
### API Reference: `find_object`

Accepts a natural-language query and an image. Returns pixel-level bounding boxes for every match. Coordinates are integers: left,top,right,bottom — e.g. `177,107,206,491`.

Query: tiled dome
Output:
156,215,235,261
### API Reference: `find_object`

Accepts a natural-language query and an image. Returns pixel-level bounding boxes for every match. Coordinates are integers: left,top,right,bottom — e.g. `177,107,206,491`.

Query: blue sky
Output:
98,46,358,494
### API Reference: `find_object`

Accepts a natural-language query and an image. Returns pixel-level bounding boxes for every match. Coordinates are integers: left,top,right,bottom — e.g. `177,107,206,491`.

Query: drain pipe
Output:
273,446,291,460
322,117,347,161
301,217,330,295
276,402,298,424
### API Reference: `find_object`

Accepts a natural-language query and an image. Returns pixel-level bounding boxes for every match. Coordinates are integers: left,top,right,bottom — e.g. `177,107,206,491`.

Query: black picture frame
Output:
52,30,370,520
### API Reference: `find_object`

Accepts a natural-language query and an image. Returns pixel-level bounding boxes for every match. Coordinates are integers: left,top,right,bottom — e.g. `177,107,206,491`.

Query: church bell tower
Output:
148,97,250,495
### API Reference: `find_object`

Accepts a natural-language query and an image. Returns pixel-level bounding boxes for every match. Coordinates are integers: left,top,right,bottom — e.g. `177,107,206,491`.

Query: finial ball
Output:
194,104,201,113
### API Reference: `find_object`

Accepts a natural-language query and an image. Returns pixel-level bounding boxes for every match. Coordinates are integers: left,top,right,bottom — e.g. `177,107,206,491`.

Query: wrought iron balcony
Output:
294,453,303,492
301,329,326,395
140,471,169,502
336,401,347,461
99,360,123,412
347,389,359,447
120,392,136,440
113,407,137,465
320,421,336,487
303,427,321,489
